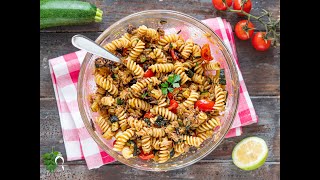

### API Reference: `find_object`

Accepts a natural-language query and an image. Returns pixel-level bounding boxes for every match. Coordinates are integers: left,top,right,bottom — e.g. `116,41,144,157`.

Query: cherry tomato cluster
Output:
212,0,272,51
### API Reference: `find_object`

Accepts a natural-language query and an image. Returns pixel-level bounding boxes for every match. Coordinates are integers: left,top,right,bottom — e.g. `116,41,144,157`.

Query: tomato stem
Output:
226,7,279,46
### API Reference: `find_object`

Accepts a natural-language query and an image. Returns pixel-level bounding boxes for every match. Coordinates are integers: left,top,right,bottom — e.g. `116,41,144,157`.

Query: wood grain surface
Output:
40,0,280,179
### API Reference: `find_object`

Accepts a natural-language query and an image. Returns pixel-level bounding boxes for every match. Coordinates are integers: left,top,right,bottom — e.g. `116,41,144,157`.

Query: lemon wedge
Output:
232,137,268,171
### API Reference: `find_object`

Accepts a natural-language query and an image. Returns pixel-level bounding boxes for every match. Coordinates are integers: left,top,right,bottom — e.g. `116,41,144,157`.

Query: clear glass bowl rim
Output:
77,10,240,171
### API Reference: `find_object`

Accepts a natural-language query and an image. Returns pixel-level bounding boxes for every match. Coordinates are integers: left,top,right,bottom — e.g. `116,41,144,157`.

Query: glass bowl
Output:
77,10,239,171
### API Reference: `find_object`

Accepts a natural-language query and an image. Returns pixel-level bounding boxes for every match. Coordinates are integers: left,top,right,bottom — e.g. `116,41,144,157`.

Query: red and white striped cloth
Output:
48,17,258,169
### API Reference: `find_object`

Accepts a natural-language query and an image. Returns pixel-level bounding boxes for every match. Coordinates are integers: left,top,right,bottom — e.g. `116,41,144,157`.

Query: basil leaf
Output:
172,83,180,88
161,82,168,88
168,87,174,92
167,75,174,83
161,88,168,95
173,74,181,82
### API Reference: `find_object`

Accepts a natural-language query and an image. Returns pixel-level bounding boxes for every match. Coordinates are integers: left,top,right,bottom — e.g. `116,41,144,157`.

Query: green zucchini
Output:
40,0,103,29
219,69,226,85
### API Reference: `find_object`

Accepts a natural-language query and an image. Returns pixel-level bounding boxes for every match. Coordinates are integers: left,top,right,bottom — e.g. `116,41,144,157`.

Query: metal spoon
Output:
71,34,121,63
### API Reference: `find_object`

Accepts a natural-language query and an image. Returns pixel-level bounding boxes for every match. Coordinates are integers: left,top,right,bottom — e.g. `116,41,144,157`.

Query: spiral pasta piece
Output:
127,117,147,131
122,146,134,159
128,98,151,111
113,129,135,152
100,96,115,106
149,127,166,138
148,63,174,73
116,108,128,131
179,39,194,59
94,74,118,95
197,117,221,133
213,85,226,110
191,111,208,128
157,97,168,107
192,44,202,58
192,58,204,67
136,127,150,137
152,138,162,150
180,90,199,108
194,64,205,75
121,33,132,41
197,130,214,141
203,61,221,70
182,135,203,147
150,106,178,121
103,128,116,140
182,60,194,69
149,48,167,63
158,138,172,163
90,101,99,112
191,73,206,85
95,116,111,133
104,37,131,53
130,77,161,93
123,58,144,78
174,62,190,85
141,135,152,153
137,25,160,41
128,40,145,61
158,34,182,46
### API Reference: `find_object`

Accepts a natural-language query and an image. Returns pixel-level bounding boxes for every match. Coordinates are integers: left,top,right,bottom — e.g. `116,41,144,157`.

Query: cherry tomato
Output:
167,92,174,100
251,32,271,51
143,69,155,78
235,20,254,40
170,49,178,60
168,99,179,111
233,0,252,16
201,44,213,62
212,0,232,11
112,140,117,146
171,108,177,114
195,99,215,112
139,151,154,160
144,112,154,119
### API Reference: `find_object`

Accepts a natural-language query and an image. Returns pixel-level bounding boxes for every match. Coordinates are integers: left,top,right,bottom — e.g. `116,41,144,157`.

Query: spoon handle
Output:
71,34,121,63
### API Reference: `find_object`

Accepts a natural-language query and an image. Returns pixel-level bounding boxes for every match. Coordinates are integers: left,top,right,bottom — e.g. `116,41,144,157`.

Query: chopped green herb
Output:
185,69,194,78
195,62,199,67
141,92,148,98
169,43,173,49
155,115,167,127
161,82,169,88
172,82,180,88
140,55,147,62
116,98,124,105
161,88,168,95
42,147,63,173
111,74,117,79
160,74,181,95
219,69,226,85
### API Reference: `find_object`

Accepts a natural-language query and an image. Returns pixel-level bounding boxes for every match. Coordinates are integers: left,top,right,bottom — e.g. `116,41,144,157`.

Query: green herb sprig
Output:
42,147,64,173
160,74,181,95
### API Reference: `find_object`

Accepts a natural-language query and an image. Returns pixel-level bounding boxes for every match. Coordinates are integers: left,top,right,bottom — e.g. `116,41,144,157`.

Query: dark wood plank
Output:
40,32,280,98
40,97,280,163
40,0,280,32
40,162,280,180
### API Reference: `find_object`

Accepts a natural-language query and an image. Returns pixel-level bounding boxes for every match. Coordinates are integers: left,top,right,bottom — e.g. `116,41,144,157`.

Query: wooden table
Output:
40,0,280,179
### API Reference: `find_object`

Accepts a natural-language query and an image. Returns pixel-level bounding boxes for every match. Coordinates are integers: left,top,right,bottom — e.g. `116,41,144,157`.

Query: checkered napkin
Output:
48,17,258,169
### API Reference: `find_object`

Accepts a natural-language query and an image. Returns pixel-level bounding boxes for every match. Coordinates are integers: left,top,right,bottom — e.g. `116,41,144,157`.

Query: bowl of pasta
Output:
77,10,240,171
